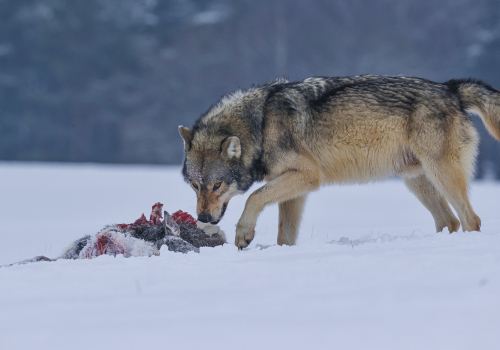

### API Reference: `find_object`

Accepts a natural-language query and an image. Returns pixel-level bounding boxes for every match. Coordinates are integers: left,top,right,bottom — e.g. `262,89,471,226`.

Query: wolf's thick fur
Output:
179,75,500,248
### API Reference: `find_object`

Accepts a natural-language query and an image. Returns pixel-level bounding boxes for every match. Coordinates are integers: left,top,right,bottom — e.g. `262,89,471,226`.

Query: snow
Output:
0,162,499,350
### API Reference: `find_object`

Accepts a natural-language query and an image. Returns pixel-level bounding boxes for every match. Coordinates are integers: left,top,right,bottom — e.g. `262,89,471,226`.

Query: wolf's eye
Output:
192,183,199,190
213,182,222,191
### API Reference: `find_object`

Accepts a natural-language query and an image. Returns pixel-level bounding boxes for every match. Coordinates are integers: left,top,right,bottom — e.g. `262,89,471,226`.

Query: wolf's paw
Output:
463,215,481,232
436,217,460,234
235,221,255,249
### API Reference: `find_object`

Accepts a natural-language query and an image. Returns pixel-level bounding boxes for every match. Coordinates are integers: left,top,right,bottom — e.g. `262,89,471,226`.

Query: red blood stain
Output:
117,203,197,228
171,210,197,226
150,202,164,225
95,233,125,256
117,202,167,228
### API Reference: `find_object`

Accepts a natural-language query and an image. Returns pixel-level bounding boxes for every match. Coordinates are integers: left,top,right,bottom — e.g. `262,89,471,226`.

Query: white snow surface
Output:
0,162,499,350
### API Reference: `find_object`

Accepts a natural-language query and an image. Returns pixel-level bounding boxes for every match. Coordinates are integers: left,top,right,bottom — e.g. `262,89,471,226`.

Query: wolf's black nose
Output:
197,213,212,223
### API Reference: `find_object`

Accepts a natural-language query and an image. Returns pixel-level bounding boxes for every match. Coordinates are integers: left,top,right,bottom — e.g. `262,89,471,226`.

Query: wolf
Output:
179,75,500,249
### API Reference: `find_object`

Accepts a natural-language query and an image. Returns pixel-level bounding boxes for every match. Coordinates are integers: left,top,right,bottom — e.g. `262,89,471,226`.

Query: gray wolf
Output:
179,75,500,249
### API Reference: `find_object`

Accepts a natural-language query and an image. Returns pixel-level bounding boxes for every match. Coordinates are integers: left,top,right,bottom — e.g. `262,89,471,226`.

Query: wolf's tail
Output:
447,78,500,142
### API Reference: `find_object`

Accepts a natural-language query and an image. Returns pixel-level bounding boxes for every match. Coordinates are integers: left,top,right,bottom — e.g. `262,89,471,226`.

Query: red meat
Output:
171,210,197,226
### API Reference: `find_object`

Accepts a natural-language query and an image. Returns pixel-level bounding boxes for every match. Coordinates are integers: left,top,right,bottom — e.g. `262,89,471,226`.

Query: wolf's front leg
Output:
277,195,308,246
235,169,320,249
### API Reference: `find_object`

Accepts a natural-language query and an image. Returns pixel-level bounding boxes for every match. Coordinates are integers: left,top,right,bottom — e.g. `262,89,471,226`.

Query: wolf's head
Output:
179,125,246,224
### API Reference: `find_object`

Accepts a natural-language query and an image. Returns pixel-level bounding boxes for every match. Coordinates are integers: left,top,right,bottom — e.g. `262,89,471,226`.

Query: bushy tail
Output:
447,78,500,142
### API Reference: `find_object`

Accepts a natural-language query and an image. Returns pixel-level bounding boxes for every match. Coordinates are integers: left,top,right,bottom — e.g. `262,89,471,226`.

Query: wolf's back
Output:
447,78,500,142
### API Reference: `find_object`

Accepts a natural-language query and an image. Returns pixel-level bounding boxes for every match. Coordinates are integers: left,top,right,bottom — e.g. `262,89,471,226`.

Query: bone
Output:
164,210,180,236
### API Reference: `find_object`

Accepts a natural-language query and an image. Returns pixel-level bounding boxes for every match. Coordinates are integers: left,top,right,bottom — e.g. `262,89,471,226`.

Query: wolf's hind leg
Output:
421,161,480,232
409,114,481,231
277,195,307,246
404,175,460,233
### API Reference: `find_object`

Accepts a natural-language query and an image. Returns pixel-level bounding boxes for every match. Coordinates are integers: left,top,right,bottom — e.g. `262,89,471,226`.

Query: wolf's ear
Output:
178,126,193,148
222,136,241,161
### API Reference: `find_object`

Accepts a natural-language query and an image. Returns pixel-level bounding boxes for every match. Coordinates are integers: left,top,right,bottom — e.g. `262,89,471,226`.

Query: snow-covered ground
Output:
0,162,499,350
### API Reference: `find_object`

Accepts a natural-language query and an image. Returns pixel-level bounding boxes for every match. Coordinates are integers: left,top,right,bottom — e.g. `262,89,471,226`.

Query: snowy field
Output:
1,162,499,350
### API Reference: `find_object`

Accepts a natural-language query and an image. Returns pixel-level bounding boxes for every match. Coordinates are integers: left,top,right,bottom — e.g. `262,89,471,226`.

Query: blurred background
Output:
0,0,499,178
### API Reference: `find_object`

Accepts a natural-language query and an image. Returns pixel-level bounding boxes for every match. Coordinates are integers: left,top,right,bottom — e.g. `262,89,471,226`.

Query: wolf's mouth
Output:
210,202,228,224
